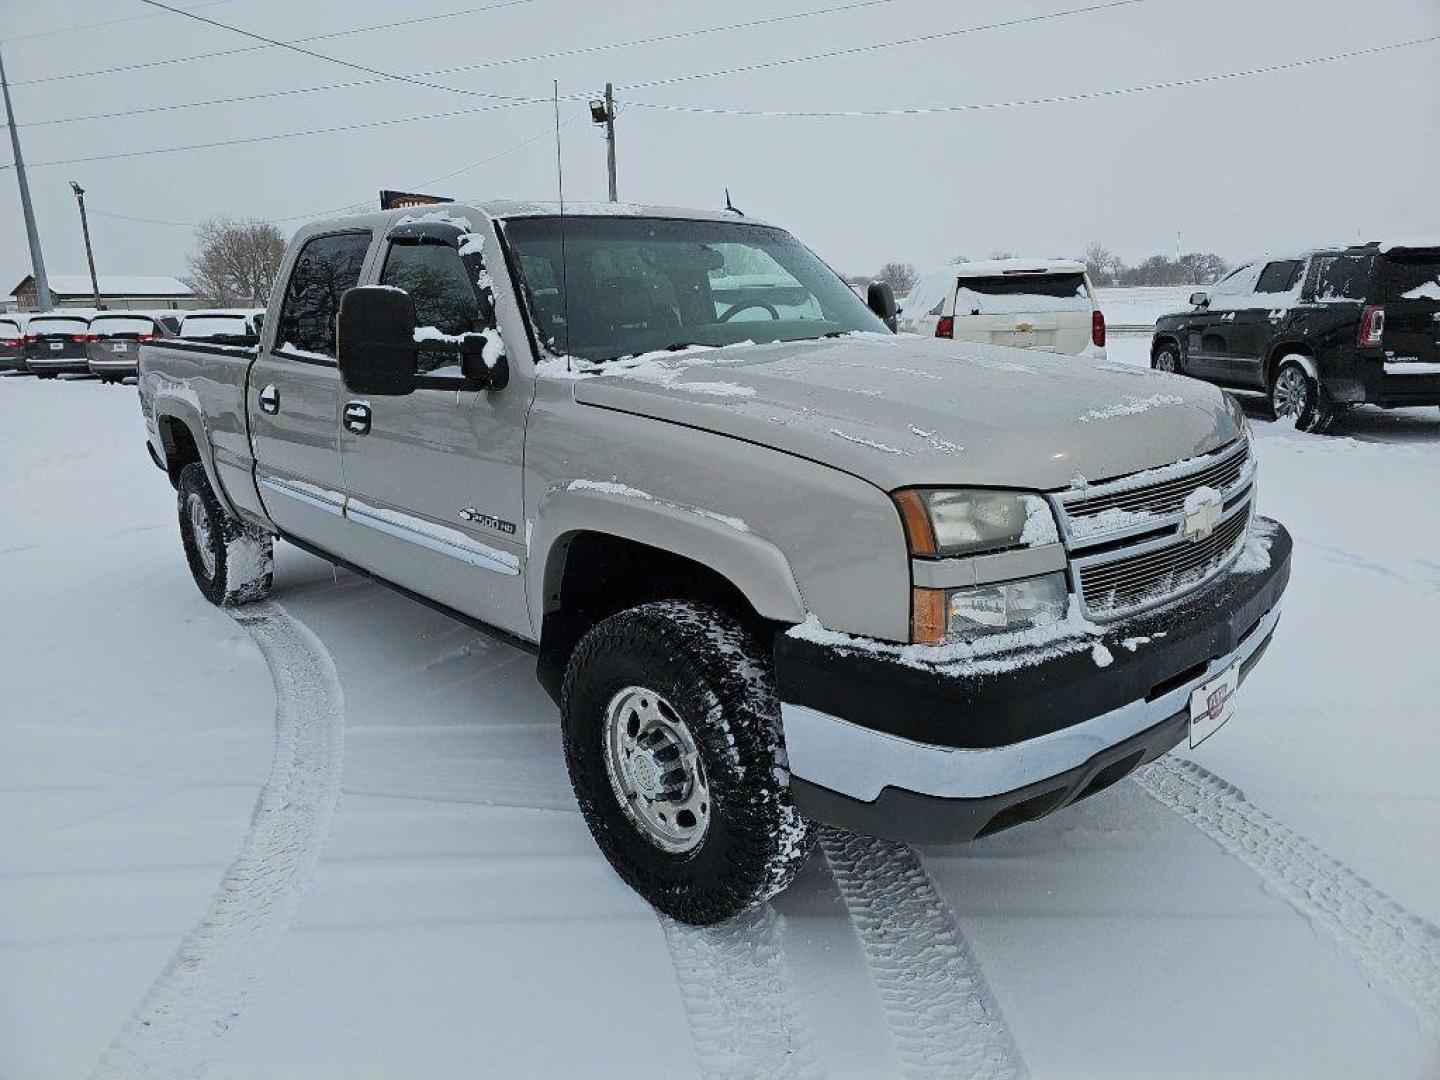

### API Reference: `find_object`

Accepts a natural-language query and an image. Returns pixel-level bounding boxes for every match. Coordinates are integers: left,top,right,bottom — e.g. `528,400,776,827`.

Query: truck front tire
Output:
560,601,815,925
177,462,274,606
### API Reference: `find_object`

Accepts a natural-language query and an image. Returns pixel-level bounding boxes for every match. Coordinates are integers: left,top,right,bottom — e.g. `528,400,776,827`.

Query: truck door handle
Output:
258,384,279,414
343,401,372,435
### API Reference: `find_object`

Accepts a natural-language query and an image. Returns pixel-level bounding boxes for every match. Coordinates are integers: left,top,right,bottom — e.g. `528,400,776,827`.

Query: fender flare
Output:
150,394,238,519
1270,348,1319,387
527,484,808,635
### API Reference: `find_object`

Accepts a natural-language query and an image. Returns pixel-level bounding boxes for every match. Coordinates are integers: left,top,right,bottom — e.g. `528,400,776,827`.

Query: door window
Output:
275,232,371,358
1254,260,1303,296
379,240,495,375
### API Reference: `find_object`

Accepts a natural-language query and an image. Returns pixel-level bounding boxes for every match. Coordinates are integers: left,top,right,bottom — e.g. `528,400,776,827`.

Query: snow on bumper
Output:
774,518,1292,841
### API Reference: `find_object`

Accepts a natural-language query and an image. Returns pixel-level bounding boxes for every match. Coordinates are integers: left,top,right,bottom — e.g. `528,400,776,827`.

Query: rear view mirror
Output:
253,312,265,335
866,281,898,331
337,286,419,396
458,333,509,392
1190,291,1210,308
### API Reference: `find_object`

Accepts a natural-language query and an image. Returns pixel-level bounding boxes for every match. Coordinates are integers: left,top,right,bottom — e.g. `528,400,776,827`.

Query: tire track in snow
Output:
661,905,827,1080
92,601,346,1080
819,830,1028,1080
1136,756,1440,1034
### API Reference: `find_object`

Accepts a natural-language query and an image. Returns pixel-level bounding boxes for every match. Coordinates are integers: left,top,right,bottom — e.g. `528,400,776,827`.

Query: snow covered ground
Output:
3,365,1439,1079
1095,286,1196,328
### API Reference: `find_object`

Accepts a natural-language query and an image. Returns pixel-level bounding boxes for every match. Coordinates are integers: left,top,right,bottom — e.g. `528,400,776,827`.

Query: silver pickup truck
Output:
139,201,1292,924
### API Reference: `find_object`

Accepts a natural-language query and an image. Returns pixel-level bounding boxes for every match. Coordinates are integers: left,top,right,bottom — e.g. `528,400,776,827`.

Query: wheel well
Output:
536,531,772,704
156,415,201,488
1151,335,1180,360
1265,343,1313,388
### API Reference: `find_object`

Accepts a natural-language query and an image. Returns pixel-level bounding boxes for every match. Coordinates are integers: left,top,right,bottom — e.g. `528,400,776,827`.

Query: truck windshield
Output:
500,216,887,362
1378,252,1440,302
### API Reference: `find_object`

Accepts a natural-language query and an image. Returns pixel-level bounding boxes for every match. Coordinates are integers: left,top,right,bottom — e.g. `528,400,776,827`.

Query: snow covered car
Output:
85,311,175,383
1151,239,1440,431
899,259,1106,359
1,314,29,372
138,202,1291,925
22,311,94,378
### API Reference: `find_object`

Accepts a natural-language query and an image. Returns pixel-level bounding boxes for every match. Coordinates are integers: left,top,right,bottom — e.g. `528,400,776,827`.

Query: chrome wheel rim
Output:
187,492,217,578
1273,367,1309,419
1155,349,1177,373
602,686,710,854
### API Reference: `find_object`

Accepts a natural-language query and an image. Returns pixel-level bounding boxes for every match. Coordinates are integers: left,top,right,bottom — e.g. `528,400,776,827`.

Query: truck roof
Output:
302,200,774,236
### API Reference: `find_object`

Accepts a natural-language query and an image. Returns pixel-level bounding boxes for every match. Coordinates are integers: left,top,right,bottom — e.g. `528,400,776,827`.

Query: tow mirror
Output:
253,312,265,336
337,286,418,396
867,281,898,331
1189,291,1210,308
458,333,509,392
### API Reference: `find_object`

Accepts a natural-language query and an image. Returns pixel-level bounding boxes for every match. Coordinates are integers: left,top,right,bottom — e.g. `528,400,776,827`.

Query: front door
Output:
338,216,531,639
1225,259,1304,387
250,229,373,554
1185,262,1261,380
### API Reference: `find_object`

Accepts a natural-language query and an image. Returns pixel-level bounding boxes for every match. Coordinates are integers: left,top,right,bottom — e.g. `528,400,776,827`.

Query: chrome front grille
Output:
1054,438,1255,620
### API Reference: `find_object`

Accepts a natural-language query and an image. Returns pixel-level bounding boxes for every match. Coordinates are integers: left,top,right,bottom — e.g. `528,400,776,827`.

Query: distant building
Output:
7,274,200,312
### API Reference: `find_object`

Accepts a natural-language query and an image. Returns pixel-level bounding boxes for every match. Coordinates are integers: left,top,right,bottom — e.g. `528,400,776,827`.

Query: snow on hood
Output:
559,334,1240,491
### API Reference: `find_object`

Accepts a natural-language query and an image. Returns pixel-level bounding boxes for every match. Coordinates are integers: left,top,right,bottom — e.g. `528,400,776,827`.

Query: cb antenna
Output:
724,187,744,216
553,80,572,367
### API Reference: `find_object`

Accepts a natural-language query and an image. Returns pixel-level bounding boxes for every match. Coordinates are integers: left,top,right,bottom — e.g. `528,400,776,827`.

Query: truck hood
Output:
565,334,1241,491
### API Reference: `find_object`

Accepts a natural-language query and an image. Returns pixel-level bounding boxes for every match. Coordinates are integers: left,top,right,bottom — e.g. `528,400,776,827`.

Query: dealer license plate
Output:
49,341,63,350
1189,662,1239,748
111,342,129,353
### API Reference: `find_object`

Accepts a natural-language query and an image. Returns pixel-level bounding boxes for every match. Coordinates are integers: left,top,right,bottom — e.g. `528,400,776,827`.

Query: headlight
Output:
913,572,1069,644
893,488,1057,558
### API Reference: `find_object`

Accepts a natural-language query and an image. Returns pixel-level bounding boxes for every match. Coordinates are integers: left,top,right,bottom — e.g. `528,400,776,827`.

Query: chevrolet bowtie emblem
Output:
1182,490,1223,543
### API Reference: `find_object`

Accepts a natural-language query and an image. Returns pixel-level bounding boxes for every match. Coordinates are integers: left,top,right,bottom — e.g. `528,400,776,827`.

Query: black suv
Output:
1151,241,1440,431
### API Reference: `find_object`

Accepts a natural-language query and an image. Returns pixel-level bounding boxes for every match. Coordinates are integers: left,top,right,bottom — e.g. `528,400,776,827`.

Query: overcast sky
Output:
2,0,1437,295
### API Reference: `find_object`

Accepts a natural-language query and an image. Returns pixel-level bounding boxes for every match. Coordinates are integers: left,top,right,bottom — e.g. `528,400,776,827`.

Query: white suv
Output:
899,259,1106,358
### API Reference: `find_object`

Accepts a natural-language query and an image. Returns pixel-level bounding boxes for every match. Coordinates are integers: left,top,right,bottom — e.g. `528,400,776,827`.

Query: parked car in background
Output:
1152,239,1440,431
899,259,1106,359
178,309,262,346
1,314,28,373
22,311,95,378
86,311,175,383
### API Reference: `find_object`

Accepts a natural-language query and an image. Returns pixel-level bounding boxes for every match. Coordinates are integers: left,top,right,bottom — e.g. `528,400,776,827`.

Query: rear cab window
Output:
952,272,1090,316
90,316,160,338
1377,251,1440,303
182,315,251,339
27,317,89,337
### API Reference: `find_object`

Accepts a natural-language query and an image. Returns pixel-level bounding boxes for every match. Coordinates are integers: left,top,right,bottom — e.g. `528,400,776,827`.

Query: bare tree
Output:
1176,251,1229,285
185,217,287,305
948,254,970,265
988,250,1016,260
1081,241,1124,286
875,261,918,295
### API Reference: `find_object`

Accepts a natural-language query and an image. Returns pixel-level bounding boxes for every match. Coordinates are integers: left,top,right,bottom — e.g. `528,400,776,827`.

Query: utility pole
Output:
1,45,53,311
70,182,101,309
589,84,618,202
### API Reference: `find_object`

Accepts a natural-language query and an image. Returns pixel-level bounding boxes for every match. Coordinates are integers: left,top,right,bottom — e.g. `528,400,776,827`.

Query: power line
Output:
0,0,234,45
616,0,1147,92
84,112,586,228
17,0,907,129
9,0,539,89
131,0,542,106
621,33,1440,116
5,97,551,169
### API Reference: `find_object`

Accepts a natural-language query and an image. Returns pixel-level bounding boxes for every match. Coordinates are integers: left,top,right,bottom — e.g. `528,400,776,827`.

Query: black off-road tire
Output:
560,601,816,925
1152,341,1183,375
1269,357,1340,433
177,462,274,606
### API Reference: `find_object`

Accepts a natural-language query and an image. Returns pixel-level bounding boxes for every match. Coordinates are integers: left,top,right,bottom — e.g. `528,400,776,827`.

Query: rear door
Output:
1225,258,1304,386
249,230,373,555
338,216,531,638
950,271,1092,353
1376,248,1440,369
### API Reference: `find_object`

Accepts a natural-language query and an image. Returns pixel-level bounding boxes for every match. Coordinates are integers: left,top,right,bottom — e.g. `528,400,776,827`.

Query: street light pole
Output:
1,45,54,311
70,182,102,310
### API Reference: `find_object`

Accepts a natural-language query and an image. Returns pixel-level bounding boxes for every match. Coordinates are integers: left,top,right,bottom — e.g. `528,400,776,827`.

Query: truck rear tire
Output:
1269,357,1339,433
560,601,815,925
177,462,274,607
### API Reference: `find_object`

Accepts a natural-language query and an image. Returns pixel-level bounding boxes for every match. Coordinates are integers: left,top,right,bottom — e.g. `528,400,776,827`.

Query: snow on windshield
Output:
89,316,156,336
182,316,249,338
952,273,1090,316
28,317,88,335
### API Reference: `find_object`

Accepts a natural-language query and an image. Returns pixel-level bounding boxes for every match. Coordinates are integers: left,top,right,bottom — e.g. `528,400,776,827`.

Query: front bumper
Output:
775,518,1291,844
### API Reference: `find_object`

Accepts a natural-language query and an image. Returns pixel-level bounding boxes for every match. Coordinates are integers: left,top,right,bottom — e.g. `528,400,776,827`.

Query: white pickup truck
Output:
138,201,1291,924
